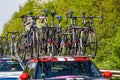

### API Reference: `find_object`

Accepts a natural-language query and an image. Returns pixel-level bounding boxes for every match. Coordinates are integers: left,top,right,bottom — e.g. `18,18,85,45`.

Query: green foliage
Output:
1,0,120,69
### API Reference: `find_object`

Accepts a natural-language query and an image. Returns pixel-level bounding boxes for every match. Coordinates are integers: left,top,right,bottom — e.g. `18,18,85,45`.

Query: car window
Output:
89,62,102,77
0,61,23,71
36,63,43,79
36,61,102,79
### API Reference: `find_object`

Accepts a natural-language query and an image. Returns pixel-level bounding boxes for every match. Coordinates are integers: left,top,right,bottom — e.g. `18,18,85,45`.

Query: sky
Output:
0,0,27,35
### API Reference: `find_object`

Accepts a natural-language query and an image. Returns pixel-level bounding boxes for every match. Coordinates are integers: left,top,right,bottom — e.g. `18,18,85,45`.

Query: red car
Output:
20,56,112,80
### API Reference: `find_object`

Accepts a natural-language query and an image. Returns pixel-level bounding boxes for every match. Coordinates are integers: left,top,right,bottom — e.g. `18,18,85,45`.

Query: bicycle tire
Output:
10,41,16,57
82,27,97,58
16,33,32,61
37,30,42,56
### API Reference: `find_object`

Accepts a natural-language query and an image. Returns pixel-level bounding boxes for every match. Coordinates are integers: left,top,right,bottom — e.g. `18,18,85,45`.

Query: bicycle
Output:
16,12,44,61
38,9,49,56
46,12,63,56
66,11,82,56
0,37,4,57
7,31,19,57
41,10,62,56
79,12,103,58
65,11,103,58
0,33,11,57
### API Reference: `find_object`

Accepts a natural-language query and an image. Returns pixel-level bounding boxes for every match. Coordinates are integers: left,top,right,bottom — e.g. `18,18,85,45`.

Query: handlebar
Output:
83,15,104,24
19,15,45,20
66,12,104,24
80,12,104,24
19,11,46,21
7,31,19,34
7,31,19,37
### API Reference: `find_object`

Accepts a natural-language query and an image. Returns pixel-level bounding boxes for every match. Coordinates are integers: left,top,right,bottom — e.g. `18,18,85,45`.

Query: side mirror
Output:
103,71,112,79
20,73,29,80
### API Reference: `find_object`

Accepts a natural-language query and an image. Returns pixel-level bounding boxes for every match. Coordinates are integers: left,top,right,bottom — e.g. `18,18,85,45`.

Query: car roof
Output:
0,57,19,62
29,56,90,63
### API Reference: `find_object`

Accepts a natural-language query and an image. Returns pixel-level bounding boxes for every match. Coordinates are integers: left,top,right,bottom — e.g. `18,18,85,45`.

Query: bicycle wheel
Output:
32,29,44,57
16,33,32,61
37,30,43,57
11,41,16,57
82,27,97,58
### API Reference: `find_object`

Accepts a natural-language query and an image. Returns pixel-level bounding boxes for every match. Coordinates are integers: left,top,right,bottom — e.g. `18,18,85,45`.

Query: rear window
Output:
36,61,102,79
0,61,23,72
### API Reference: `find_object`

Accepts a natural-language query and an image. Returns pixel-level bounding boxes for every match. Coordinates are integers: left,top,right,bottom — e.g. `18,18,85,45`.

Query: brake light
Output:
103,71,112,79
20,73,29,80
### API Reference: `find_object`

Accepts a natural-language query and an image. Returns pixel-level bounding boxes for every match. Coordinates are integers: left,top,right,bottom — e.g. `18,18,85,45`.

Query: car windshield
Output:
0,60,23,72
36,61,102,78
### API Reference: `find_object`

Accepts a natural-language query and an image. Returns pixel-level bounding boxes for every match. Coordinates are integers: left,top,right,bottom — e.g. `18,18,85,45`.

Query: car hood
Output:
0,71,22,79
45,75,106,80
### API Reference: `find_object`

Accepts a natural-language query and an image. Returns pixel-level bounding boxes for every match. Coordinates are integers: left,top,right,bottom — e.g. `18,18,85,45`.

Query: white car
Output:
0,57,25,80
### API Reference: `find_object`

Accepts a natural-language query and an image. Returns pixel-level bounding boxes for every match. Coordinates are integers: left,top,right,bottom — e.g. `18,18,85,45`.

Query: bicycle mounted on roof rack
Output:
7,31,19,57
16,12,46,61
16,9,103,61
0,37,4,57
0,33,10,57
57,11,104,58
39,10,63,57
